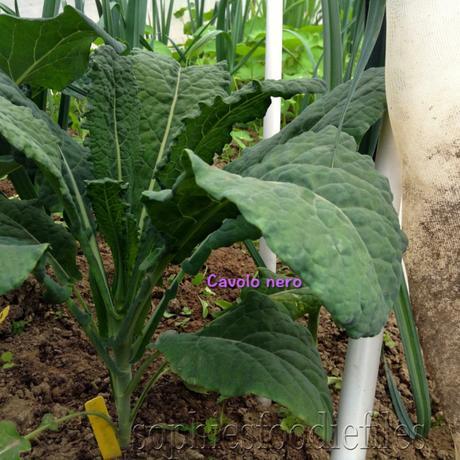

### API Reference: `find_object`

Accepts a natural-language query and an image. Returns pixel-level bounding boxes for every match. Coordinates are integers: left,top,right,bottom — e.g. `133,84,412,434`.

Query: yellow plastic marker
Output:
0,306,10,325
85,396,122,459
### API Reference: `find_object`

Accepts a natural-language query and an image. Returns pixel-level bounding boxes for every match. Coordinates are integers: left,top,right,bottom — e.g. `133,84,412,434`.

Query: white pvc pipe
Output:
263,0,283,134
255,0,283,409
332,331,384,459
259,0,283,273
374,118,402,211
332,119,402,459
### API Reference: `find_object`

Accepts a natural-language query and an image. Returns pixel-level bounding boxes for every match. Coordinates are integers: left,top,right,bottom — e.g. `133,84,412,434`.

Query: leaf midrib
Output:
138,65,182,231
15,29,90,85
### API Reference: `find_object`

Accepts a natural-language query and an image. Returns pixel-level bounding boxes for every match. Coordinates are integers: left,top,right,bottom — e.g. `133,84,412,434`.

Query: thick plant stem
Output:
112,347,134,448
113,373,132,447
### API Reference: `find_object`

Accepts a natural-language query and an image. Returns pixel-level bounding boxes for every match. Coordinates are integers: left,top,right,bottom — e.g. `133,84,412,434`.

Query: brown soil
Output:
0,178,455,459
0,178,16,198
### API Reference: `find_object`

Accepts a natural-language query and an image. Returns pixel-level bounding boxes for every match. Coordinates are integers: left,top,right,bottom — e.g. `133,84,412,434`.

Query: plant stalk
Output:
111,350,133,448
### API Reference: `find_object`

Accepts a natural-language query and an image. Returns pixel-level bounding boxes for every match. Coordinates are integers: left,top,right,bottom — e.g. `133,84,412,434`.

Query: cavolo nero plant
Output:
0,7,406,455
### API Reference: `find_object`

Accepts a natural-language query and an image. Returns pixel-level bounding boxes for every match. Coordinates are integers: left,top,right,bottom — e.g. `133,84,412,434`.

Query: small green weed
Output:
278,408,306,436
327,376,342,390
383,331,397,349
1,351,15,370
11,319,30,335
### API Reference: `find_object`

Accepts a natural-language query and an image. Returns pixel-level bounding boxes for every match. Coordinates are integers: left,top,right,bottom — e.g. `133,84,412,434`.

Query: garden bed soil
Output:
0,178,455,459
0,179,16,198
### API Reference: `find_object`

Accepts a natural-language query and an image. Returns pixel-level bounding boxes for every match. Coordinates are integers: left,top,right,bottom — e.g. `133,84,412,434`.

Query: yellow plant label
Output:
85,396,122,459
0,306,10,325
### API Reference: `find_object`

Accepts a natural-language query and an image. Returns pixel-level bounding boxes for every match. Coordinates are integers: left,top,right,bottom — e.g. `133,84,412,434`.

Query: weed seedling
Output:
327,376,343,391
279,408,307,437
11,319,30,335
1,351,14,370
383,331,397,350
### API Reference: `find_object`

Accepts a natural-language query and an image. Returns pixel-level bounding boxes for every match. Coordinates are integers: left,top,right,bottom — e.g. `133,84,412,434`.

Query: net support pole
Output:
259,0,283,272
332,119,402,459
